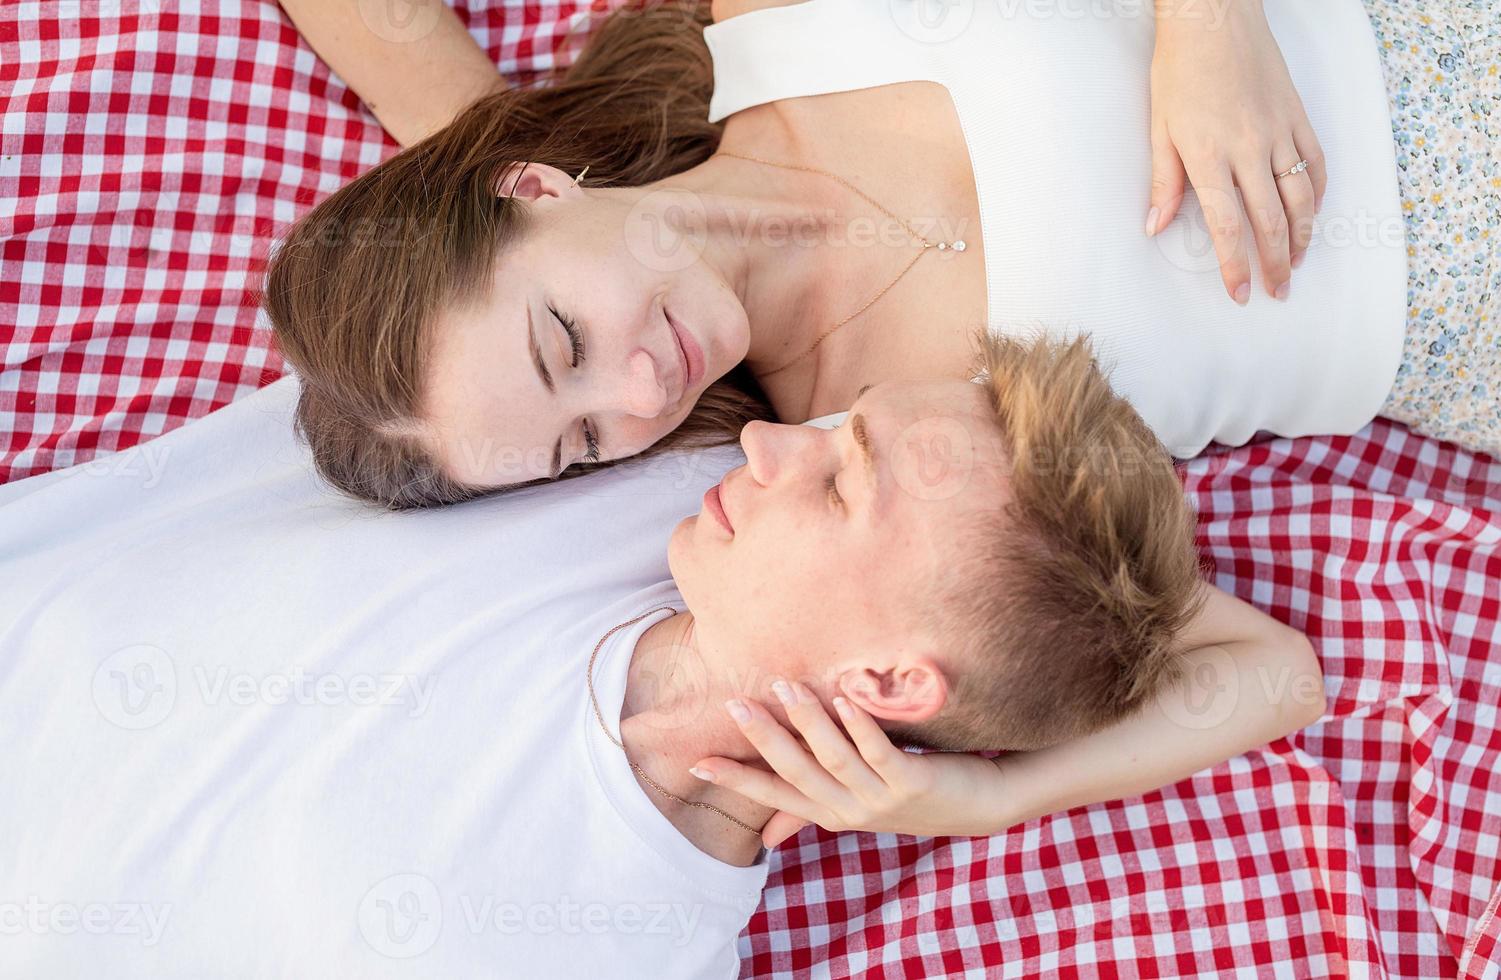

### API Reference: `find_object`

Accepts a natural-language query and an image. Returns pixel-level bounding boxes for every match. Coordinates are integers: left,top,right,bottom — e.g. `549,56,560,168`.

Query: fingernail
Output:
1290,251,1305,269
832,696,853,717
770,679,794,706
725,699,751,724
1274,281,1290,301
1144,206,1160,237
689,767,716,782
1233,282,1250,306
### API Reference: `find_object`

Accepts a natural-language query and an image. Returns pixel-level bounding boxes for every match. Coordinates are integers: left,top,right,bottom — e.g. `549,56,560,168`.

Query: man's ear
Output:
494,161,583,202
836,658,948,725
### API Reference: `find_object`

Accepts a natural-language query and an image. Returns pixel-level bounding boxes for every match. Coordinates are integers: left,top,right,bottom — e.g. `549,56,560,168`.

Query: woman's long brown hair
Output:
261,1,772,509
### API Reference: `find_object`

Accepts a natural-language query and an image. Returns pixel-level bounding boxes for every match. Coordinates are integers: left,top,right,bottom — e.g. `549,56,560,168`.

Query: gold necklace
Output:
587,606,763,837
716,150,970,377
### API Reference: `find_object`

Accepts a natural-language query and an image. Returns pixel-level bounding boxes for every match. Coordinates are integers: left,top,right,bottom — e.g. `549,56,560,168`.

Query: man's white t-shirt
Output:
0,377,766,977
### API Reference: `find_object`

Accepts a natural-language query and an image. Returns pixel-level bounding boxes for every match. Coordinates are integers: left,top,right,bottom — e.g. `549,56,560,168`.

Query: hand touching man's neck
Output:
620,611,775,867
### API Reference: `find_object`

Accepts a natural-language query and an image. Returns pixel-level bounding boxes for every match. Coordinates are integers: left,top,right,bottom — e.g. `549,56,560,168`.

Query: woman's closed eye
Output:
549,304,585,366
825,473,843,507
581,420,600,464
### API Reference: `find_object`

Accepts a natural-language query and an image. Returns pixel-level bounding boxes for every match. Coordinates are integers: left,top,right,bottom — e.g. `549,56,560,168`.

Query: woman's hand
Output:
1145,0,1326,304
689,680,1008,848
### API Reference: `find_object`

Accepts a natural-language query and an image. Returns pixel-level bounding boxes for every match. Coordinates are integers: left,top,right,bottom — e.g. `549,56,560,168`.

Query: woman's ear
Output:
837,659,949,725
494,161,583,202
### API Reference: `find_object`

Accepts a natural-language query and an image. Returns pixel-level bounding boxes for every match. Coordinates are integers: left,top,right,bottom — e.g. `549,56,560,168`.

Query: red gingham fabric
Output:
745,425,1501,978
4,4,1499,978
0,0,599,481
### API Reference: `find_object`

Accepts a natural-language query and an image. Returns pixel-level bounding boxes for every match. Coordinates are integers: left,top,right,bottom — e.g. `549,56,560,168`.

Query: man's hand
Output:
689,680,1006,848
1145,0,1326,304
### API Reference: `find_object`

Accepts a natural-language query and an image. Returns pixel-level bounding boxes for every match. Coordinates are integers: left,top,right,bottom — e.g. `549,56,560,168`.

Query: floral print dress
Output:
1364,0,1500,456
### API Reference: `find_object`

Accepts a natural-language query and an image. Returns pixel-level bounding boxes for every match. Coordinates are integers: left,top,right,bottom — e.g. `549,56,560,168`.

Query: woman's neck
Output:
651,123,856,391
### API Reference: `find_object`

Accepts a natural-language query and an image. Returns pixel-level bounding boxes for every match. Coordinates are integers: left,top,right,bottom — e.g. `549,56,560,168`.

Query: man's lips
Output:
666,307,704,393
703,482,734,535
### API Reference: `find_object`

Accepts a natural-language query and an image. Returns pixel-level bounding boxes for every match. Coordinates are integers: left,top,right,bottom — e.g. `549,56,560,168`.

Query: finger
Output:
1238,153,1293,299
1182,156,1250,304
771,680,884,797
690,756,823,822
1146,123,1182,235
761,812,811,849
828,695,913,785
1146,122,1187,236
1293,118,1327,214
1272,138,1316,271
722,697,852,805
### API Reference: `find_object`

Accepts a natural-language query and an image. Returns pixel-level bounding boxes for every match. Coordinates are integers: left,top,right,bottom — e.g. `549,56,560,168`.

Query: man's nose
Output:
740,419,822,485
607,349,668,419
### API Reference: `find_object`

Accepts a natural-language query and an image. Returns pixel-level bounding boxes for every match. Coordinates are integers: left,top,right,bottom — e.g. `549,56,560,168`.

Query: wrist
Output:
977,753,1032,835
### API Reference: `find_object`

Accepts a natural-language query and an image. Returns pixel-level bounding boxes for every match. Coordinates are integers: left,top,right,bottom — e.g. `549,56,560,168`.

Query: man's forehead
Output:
857,381,1007,518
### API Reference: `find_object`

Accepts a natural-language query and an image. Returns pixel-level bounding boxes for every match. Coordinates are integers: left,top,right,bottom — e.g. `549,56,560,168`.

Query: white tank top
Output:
704,0,1407,456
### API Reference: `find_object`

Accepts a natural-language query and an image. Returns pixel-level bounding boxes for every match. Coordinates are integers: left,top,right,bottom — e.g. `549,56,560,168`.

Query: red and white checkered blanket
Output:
3,4,1498,977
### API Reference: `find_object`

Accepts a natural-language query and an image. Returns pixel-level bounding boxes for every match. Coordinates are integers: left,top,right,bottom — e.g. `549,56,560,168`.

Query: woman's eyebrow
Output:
526,303,555,395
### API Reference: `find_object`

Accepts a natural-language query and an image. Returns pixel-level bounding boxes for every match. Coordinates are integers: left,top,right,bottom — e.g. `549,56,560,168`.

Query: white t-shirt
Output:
0,376,766,978
705,0,1407,456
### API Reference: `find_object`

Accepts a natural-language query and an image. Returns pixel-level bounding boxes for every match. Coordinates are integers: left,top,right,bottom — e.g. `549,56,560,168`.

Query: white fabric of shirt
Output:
705,0,1407,456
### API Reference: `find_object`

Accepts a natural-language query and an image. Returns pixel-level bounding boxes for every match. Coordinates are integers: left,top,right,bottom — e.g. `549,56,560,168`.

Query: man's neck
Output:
617,610,774,868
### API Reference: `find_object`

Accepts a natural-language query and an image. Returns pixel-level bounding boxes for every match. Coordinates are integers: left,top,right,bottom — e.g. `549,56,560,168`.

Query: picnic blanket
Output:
2,3,1498,976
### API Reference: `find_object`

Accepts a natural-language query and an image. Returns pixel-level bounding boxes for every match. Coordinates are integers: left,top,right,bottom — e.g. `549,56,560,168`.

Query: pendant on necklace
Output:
936,240,967,252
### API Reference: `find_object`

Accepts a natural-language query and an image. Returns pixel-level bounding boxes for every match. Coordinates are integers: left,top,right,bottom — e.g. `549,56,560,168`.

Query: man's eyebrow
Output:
850,413,874,475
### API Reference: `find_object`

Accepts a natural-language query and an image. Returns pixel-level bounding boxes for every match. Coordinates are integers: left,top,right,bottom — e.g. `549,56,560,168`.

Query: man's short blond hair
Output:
895,331,1206,752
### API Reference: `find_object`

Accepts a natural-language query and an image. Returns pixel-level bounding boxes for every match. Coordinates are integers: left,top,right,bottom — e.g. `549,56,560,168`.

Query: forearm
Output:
982,633,1326,833
1152,0,1263,38
277,0,507,147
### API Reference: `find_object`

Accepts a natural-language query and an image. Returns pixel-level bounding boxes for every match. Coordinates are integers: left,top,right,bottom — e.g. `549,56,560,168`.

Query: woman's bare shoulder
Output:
710,0,813,24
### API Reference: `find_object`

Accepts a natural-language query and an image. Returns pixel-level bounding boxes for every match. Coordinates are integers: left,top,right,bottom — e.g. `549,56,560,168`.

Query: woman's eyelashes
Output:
825,473,843,507
549,304,585,366
582,419,601,464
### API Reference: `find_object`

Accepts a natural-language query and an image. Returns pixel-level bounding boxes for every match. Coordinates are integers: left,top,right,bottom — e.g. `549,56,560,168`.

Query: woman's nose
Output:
610,349,668,419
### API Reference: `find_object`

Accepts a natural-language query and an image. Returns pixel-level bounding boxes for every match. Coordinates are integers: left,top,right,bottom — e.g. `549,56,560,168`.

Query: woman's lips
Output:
666,307,705,392
703,483,734,535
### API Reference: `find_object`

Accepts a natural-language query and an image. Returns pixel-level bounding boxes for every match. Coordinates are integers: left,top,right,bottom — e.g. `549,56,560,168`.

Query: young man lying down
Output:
0,335,1322,978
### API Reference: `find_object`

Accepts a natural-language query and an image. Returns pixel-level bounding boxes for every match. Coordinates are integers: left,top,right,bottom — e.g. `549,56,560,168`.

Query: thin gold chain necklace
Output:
587,606,763,837
716,150,970,378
